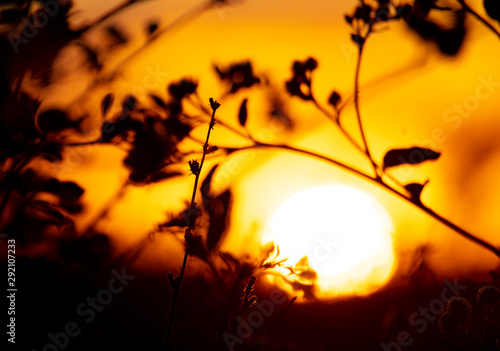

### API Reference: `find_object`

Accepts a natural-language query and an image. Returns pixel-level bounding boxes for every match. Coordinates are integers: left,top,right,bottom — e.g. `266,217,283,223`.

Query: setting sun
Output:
262,185,396,298
3,0,500,349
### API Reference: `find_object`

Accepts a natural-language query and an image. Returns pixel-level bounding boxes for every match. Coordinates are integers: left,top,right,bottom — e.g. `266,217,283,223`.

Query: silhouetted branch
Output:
227,142,500,258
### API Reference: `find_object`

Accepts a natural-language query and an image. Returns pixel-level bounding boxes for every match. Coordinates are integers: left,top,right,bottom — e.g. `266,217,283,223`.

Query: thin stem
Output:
189,94,249,140
81,0,141,32
166,100,220,339
458,0,500,39
311,97,407,192
190,106,217,207
166,244,188,338
354,29,380,181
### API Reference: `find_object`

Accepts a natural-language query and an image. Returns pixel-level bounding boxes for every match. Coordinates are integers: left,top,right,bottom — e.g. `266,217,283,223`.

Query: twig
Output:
353,29,381,181
166,98,220,338
229,142,500,257
458,0,500,39
310,97,407,192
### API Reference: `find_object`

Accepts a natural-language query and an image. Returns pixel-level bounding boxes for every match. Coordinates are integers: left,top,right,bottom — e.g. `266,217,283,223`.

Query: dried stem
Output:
229,142,500,257
353,29,381,181
166,99,220,339
458,0,500,39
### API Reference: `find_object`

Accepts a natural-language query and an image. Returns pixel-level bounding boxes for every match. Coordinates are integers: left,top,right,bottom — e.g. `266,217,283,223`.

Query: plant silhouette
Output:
1,0,500,350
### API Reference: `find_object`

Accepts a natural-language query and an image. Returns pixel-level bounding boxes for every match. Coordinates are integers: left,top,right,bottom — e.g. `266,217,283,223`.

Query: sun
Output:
262,185,396,299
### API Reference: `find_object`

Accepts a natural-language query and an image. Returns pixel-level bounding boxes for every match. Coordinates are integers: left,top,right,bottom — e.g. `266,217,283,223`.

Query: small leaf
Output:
206,145,218,154
484,0,500,22
122,95,138,111
146,21,159,36
189,160,200,176
328,91,341,108
149,94,166,109
101,94,114,117
404,181,429,204
344,14,353,25
383,147,441,169
75,42,102,71
238,98,248,127
105,25,128,47
351,34,365,47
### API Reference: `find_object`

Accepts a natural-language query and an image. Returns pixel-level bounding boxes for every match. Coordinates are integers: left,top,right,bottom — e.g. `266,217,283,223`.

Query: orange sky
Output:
36,0,500,292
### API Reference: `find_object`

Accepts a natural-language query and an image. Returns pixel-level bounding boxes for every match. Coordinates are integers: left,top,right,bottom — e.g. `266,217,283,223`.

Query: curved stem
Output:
354,30,380,181
231,142,500,257
166,100,219,338
458,0,500,39
79,0,140,33
311,98,407,192
189,106,217,207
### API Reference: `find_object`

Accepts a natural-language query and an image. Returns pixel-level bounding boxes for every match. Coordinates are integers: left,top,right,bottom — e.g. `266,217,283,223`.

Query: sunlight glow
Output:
262,185,396,299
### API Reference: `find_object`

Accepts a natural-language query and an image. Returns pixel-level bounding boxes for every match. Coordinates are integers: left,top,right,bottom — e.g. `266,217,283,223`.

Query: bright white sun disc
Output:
263,185,396,298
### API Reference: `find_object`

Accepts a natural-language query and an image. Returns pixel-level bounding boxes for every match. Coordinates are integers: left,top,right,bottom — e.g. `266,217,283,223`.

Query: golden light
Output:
262,185,396,299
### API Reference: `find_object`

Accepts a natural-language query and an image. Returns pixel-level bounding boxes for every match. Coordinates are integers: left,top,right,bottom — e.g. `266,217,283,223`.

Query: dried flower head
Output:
214,61,260,94
189,160,200,176
477,285,500,306
446,297,472,323
209,97,221,111
168,79,198,101
285,57,318,101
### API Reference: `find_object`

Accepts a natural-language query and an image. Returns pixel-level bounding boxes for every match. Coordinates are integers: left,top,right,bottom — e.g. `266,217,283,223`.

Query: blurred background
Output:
2,0,500,350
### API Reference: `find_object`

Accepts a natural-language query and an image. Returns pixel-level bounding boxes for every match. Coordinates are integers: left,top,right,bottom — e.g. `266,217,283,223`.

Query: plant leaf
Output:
101,94,114,117
328,91,341,108
149,94,166,109
484,0,500,22
238,98,248,127
383,147,441,169
147,21,159,36
404,181,429,204
351,34,365,47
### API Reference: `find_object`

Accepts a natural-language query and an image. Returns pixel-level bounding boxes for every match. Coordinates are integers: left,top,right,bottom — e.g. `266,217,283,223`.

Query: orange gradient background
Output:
31,0,500,296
